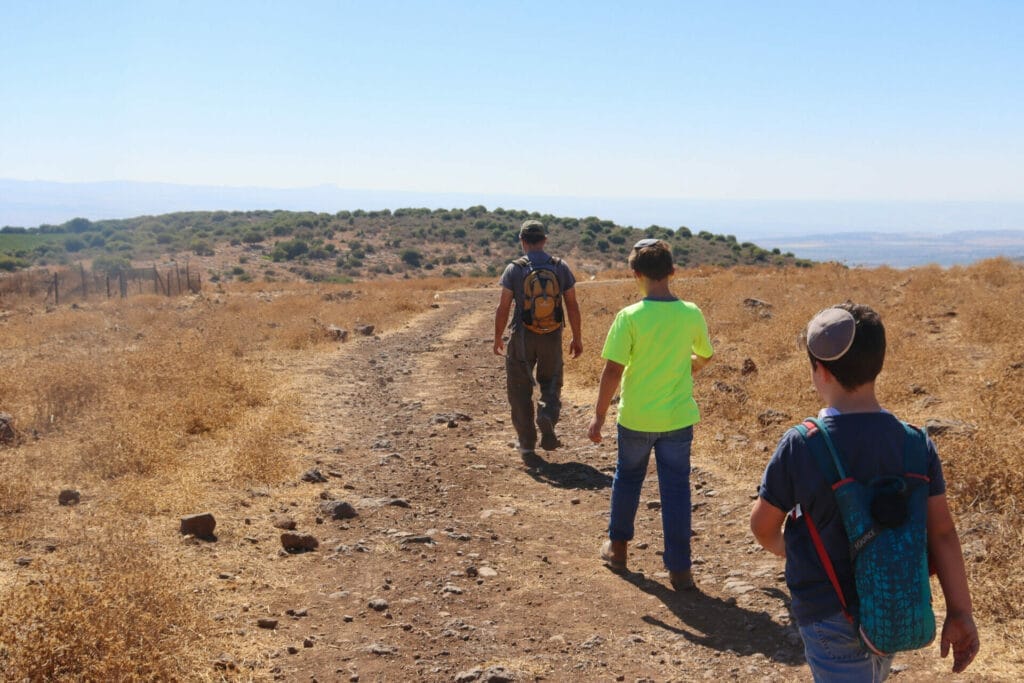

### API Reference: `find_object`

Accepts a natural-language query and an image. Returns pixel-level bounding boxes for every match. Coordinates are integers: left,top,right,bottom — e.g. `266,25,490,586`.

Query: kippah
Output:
806,308,856,361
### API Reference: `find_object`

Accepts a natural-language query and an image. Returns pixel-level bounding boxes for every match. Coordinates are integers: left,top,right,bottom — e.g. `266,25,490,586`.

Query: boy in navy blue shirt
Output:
751,303,979,681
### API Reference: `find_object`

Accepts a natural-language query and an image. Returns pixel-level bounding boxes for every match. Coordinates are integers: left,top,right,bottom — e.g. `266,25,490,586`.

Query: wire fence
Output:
0,264,202,305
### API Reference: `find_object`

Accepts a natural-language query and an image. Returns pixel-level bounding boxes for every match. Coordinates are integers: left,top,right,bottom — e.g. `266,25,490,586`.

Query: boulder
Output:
923,418,977,437
301,468,328,483
281,532,319,553
325,325,348,342
271,515,297,530
180,513,216,540
319,500,358,520
58,489,81,506
0,412,15,444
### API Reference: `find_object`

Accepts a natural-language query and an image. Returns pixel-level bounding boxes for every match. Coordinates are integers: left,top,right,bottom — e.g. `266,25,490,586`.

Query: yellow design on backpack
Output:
516,256,564,334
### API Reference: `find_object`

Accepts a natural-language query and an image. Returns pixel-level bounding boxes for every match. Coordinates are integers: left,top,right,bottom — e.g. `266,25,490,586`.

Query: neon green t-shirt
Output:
600,298,713,432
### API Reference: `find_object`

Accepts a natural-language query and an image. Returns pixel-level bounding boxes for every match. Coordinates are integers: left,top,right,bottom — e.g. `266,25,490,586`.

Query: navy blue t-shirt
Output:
758,411,945,626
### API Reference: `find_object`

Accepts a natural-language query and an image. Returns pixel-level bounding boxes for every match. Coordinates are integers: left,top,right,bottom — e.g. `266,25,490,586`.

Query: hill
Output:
0,207,807,281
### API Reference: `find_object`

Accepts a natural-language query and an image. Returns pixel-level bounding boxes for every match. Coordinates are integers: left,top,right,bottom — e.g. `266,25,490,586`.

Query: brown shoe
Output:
670,569,696,591
600,539,627,571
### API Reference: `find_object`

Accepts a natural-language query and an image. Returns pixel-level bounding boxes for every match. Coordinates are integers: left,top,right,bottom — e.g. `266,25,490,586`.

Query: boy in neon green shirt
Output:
588,238,713,590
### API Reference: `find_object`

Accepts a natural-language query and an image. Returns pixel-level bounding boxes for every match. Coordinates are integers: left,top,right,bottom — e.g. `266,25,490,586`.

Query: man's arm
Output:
927,493,979,673
587,359,624,443
493,288,514,356
750,497,787,557
563,287,583,358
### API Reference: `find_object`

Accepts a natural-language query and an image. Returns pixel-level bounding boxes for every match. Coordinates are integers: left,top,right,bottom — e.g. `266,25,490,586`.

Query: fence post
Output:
80,264,87,299
119,271,128,298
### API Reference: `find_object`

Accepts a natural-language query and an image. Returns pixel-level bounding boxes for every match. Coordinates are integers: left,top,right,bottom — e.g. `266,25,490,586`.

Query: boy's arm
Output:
750,498,787,557
692,353,712,374
563,287,583,358
927,493,980,673
587,359,624,443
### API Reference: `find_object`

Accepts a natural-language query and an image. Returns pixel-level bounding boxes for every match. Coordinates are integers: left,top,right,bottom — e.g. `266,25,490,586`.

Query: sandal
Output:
600,539,627,571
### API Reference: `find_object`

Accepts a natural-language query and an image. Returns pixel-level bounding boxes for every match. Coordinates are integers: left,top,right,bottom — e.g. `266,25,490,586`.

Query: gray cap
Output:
519,220,546,238
806,307,856,361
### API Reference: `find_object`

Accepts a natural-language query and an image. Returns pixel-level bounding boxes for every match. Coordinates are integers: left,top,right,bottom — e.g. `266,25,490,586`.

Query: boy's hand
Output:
493,338,505,356
940,613,979,673
587,415,605,443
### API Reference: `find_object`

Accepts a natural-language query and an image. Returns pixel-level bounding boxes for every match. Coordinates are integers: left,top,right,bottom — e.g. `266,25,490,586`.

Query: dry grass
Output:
0,533,209,681
1,263,1021,675
575,258,1024,620
0,277,467,679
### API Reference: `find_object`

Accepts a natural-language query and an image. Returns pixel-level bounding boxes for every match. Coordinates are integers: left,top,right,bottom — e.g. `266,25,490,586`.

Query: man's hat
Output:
519,220,546,239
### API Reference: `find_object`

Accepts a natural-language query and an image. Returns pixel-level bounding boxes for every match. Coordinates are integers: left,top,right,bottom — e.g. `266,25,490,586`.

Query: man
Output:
494,219,583,457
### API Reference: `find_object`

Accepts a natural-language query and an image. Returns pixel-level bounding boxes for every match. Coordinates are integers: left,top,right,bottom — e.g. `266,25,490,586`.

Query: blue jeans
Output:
608,424,693,572
799,612,894,682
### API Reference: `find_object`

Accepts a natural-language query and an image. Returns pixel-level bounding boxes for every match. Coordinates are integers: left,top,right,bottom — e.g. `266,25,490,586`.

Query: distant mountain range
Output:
2,179,1023,267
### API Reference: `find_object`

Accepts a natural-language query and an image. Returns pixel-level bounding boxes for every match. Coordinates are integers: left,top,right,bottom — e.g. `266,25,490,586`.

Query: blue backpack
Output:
793,417,936,655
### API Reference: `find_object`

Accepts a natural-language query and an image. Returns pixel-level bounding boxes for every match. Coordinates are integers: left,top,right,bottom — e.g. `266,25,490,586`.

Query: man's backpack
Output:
793,417,936,656
515,256,564,334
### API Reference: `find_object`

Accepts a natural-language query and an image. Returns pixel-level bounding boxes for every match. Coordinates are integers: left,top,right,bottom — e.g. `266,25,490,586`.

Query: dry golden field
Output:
581,260,1024,617
0,260,1021,680
0,277,473,680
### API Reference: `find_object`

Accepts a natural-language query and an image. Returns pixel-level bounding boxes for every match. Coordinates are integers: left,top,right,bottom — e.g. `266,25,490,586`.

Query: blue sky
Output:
1,1,1022,202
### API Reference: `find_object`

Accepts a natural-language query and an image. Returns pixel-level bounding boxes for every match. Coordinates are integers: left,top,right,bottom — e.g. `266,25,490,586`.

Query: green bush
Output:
64,237,86,252
401,249,423,267
92,254,131,275
0,255,28,271
270,239,309,261
190,239,215,256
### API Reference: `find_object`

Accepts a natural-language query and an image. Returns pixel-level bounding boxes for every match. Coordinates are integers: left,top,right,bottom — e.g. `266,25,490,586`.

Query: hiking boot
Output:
537,414,560,451
670,569,696,591
519,448,543,469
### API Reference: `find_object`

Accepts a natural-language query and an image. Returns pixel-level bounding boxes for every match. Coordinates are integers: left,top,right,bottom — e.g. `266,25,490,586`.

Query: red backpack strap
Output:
793,419,855,624
803,511,854,624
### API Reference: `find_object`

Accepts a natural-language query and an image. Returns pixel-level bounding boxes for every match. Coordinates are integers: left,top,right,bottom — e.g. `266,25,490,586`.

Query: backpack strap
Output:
793,419,855,624
901,421,937,576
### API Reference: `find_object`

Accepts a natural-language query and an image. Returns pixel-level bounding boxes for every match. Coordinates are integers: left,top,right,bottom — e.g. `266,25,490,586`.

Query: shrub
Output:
190,239,214,256
401,249,423,267
91,254,131,275
63,237,86,252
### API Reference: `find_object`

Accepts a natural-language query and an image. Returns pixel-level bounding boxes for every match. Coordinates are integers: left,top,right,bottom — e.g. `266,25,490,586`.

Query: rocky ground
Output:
195,286,995,682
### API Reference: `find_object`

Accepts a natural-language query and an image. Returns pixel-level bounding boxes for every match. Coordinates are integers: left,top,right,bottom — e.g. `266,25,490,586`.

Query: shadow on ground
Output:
618,569,805,667
522,450,613,490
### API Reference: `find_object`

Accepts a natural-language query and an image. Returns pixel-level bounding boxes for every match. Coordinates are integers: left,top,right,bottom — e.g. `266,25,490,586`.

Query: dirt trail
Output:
239,285,992,682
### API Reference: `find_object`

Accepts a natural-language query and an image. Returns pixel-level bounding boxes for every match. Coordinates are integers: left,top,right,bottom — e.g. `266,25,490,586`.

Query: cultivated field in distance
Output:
0,259,1021,679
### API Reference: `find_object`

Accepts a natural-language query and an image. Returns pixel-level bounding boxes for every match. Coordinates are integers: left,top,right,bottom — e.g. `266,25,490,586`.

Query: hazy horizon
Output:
4,178,1023,243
